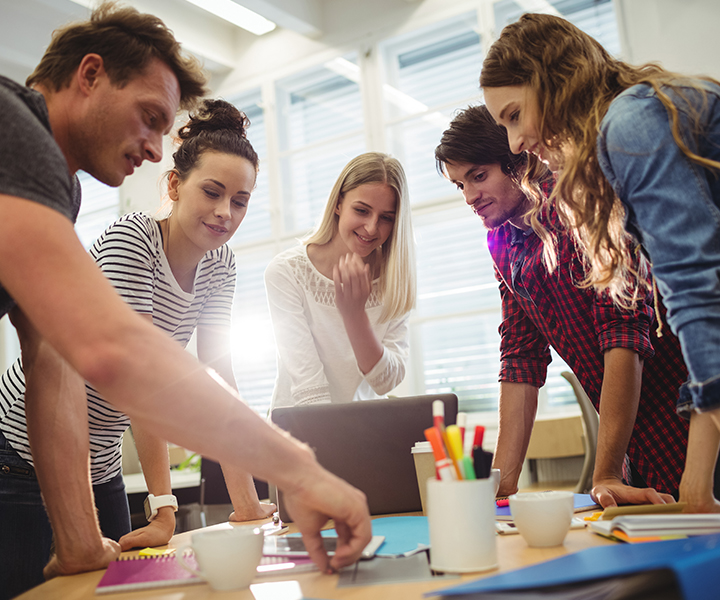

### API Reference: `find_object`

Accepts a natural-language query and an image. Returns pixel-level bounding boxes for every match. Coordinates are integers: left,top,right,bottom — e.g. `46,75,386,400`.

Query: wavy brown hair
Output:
27,1,206,110
480,12,719,307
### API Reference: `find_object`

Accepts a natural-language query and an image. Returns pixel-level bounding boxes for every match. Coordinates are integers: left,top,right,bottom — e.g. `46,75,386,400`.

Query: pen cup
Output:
412,441,435,515
427,478,497,573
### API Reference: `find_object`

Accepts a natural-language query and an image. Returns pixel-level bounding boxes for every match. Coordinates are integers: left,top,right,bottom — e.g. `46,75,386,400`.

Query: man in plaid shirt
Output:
435,105,697,507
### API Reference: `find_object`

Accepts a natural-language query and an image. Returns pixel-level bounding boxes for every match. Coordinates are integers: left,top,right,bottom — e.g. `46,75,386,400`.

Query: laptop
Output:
270,394,458,522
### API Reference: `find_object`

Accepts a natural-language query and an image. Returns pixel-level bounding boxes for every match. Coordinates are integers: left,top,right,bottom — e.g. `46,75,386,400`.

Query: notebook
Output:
590,513,720,543
96,552,319,593
271,394,458,522
96,554,202,594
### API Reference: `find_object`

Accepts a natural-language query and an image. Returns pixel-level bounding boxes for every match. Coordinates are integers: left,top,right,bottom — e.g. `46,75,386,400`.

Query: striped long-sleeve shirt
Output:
0,212,236,484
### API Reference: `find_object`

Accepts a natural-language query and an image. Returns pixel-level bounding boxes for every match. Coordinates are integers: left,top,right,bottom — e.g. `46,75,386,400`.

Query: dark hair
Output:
26,1,206,110
435,105,526,178
172,99,259,180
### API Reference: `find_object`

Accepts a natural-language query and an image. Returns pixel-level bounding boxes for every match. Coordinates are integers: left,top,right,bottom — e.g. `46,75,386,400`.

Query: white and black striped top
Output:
0,212,236,484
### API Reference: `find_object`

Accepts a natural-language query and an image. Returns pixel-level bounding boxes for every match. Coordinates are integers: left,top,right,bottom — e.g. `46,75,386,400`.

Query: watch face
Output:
144,496,154,521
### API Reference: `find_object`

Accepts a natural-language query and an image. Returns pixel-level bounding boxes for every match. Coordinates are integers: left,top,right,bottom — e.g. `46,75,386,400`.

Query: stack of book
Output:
590,513,720,543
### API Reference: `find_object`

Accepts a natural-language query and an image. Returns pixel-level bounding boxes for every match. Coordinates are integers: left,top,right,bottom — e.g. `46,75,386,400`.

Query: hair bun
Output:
177,98,250,140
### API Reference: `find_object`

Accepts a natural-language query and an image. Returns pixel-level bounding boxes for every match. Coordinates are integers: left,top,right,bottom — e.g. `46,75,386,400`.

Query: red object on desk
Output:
496,498,509,507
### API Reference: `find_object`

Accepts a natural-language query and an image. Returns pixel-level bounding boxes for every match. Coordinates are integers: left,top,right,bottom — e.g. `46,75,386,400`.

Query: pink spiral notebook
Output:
96,552,318,594
96,554,201,594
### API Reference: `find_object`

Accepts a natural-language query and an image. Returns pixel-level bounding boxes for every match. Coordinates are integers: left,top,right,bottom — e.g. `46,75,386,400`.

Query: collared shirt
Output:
488,202,689,495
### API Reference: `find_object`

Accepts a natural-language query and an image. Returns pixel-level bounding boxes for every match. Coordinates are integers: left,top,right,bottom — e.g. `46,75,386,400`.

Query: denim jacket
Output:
597,80,720,414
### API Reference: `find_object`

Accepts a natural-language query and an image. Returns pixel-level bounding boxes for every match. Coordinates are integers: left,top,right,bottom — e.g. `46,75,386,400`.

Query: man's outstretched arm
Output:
0,195,371,573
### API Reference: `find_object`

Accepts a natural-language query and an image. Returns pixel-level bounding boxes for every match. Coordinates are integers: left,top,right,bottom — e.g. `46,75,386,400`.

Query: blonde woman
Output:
480,13,720,513
266,152,416,410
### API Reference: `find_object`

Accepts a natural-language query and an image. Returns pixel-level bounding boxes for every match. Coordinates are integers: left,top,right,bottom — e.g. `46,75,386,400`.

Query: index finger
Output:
300,530,332,574
328,515,373,570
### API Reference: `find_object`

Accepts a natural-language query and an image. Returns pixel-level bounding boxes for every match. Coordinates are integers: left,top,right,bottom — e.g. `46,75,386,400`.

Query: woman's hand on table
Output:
118,507,176,551
229,501,277,522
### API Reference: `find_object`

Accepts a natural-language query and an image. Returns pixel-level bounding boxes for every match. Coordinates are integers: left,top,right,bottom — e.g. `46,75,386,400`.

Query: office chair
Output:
560,371,599,494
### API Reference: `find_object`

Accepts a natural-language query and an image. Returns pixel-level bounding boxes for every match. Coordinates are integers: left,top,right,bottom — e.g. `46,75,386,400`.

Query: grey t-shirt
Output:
0,75,81,316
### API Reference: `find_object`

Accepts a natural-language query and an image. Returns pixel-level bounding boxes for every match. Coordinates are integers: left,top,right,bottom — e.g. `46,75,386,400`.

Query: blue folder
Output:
427,533,720,599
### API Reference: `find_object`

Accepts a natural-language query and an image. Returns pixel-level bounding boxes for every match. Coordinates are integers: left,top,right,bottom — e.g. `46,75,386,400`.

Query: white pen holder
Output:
427,477,497,573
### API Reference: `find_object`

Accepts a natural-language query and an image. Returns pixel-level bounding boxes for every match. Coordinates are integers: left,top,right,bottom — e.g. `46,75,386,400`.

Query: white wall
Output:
616,0,720,79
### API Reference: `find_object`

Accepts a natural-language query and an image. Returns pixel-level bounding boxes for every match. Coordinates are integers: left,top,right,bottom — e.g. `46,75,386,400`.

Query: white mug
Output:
509,491,574,547
176,526,263,591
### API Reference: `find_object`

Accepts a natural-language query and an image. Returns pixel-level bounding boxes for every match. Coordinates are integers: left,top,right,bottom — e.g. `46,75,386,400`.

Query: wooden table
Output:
17,514,613,600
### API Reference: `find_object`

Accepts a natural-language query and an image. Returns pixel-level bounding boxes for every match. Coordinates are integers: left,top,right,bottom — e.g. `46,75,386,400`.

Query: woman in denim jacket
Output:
480,12,720,514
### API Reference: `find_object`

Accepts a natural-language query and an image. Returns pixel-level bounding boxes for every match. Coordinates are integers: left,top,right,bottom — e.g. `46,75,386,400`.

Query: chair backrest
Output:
561,371,599,494
199,458,269,505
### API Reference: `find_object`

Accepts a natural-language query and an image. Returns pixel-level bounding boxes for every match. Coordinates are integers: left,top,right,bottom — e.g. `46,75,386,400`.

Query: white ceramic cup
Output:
427,478,497,573
509,491,574,548
176,526,264,591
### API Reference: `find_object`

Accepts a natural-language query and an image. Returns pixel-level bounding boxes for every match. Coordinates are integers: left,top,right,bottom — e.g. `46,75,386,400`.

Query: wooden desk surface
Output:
17,514,613,600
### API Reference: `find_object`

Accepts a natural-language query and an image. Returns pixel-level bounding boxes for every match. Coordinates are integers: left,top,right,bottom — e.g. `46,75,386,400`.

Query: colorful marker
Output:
445,425,466,480
472,425,494,479
457,412,467,446
473,424,485,449
424,426,457,481
432,400,446,435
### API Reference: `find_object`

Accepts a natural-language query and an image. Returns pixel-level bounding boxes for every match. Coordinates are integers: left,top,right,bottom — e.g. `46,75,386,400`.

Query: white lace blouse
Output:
265,245,410,410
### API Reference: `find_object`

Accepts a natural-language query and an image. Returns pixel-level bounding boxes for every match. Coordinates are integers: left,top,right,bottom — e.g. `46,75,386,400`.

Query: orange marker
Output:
424,427,457,481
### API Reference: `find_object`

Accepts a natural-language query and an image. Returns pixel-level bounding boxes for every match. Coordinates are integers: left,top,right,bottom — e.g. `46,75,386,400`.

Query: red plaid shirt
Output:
488,204,689,495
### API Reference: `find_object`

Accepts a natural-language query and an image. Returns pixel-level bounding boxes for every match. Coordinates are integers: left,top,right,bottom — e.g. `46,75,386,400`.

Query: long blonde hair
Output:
305,152,416,322
481,13,719,307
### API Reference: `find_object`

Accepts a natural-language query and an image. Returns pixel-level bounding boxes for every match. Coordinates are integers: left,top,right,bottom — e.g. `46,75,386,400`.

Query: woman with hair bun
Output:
0,99,274,590
266,152,416,410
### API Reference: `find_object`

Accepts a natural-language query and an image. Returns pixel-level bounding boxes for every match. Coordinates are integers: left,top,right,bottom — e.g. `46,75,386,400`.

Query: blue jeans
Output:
0,431,131,600
597,81,720,415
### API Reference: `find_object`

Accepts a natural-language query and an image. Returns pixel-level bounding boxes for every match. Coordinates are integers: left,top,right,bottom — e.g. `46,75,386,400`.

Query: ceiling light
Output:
185,0,276,35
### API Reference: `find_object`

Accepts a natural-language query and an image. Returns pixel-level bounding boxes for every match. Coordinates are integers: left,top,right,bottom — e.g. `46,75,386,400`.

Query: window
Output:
75,171,121,249
231,246,279,416
223,0,621,418
231,89,272,245
275,55,365,233
382,12,483,206
494,0,620,56
379,2,618,412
